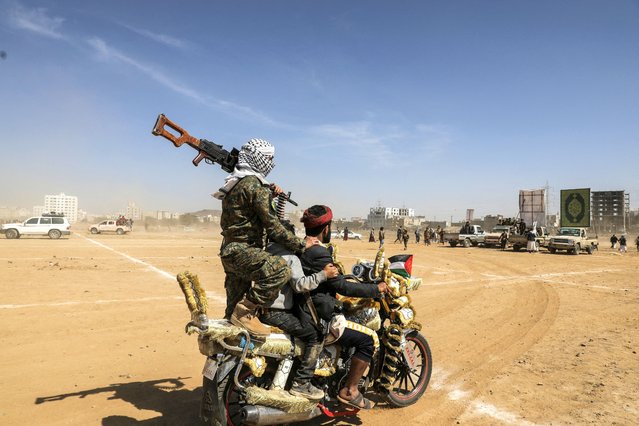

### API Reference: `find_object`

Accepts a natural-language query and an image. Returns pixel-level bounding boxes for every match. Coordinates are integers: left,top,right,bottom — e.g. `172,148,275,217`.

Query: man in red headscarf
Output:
299,205,388,410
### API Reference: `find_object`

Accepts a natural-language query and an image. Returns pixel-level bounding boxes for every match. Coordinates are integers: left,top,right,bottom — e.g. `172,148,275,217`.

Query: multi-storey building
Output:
591,190,630,233
367,206,415,229
126,201,143,220
44,193,78,223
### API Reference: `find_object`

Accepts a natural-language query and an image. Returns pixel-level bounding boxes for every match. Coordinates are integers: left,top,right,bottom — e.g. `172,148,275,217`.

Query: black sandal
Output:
337,392,375,410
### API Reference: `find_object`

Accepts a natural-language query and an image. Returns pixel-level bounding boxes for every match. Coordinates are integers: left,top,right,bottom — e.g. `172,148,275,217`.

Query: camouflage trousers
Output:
220,242,291,319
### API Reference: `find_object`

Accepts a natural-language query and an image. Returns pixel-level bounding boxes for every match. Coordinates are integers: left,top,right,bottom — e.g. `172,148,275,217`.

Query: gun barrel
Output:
278,192,298,207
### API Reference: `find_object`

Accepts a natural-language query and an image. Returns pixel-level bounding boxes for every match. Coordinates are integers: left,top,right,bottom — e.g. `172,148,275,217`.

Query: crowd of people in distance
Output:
610,234,639,253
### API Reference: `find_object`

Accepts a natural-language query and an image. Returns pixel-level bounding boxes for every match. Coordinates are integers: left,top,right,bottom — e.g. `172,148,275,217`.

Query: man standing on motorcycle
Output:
299,205,388,410
213,138,307,337
260,219,339,400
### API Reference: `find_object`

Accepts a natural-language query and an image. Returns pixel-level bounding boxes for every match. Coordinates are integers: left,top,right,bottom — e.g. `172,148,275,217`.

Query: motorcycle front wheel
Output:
383,330,432,407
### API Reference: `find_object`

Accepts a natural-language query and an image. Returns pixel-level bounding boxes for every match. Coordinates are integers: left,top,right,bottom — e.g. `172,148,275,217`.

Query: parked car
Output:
331,230,362,240
548,227,598,255
1,213,71,239
443,224,485,247
483,225,512,247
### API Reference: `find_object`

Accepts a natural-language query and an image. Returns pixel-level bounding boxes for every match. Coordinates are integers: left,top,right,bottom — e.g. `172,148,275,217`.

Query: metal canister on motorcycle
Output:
270,356,293,390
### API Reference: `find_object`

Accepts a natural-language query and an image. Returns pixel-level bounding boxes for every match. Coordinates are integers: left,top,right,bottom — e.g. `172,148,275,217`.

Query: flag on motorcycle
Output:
388,254,413,278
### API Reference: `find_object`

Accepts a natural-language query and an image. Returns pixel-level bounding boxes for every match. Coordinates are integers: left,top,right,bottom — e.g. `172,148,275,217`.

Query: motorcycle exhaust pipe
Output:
241,404,321,426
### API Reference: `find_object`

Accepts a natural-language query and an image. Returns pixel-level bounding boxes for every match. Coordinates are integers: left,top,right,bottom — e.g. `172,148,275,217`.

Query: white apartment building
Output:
44,193,78,223
126,202,143,220
367,206,415,228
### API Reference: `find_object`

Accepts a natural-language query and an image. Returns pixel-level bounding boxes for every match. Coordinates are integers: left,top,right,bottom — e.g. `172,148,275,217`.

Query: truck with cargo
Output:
88,220,132,235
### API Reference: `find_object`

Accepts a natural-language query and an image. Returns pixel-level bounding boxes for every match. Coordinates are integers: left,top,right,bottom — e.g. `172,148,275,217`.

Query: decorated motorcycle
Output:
177,246,432,426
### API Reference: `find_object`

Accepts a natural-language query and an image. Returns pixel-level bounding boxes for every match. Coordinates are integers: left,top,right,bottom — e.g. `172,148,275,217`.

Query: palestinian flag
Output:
388,254,413,278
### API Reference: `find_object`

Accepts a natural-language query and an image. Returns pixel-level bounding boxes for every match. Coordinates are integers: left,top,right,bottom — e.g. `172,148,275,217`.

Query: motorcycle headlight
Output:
352,264,366,279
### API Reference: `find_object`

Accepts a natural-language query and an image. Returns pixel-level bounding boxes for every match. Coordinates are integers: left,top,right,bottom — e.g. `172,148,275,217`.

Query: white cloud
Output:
309,121,395,165
87,37,206,102
8,4,65,39
308,121,453,166
86,37,279,126
119,23,189,50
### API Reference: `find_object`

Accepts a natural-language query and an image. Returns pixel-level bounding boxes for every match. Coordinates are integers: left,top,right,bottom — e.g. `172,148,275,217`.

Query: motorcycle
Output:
176,246,432,426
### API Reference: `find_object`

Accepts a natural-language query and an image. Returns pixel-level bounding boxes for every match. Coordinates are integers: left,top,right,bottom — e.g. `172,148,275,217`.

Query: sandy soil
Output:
1,230,637,425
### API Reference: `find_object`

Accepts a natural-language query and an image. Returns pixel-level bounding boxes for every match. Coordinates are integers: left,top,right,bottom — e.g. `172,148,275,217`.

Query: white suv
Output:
1,213,71,239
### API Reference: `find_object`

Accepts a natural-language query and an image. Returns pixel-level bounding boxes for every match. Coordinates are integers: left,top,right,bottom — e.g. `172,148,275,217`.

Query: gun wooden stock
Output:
152,113,200,148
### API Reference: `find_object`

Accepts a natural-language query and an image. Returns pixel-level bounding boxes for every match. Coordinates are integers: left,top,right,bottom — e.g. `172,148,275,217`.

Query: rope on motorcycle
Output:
244,386,318,414
177,271,208,318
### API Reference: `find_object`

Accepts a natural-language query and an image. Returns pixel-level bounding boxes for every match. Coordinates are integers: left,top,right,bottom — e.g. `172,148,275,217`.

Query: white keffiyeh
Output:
213,138,275,200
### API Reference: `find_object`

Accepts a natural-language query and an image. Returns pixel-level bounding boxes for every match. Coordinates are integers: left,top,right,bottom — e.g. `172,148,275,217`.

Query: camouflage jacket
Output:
220,175,304,253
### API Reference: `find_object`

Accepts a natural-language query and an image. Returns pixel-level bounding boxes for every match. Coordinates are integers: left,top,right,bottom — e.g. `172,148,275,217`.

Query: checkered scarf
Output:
238,138,275,177
212,138,275,200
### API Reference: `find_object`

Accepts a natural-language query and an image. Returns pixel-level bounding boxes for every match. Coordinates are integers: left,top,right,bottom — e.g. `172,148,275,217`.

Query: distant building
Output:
126,201,143,220
367,206,415,229
591,190,630,233
44,193,78,223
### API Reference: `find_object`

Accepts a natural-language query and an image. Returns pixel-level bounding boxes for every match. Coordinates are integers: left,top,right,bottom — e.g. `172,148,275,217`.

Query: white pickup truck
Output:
508,226,550,251
547,227,598,255
89,220,132,235
483,225,512,247
443,224,486,247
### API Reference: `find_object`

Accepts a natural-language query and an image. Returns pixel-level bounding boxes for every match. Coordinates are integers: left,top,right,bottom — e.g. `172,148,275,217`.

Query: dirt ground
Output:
1,229,637,425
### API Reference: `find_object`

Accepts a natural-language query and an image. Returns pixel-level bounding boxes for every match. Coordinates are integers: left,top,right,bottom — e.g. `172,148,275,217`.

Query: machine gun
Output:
152,113,297,205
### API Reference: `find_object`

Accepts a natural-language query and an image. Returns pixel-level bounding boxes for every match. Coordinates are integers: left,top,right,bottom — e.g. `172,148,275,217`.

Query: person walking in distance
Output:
369,228,375,243
618,235,627,253
402,227,410,250
394,226,403,244
610,234,618,249
378,226,385,248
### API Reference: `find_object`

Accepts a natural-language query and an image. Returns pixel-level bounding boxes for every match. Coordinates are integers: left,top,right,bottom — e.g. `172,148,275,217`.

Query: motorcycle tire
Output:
383,331,432,408
200,375,225,426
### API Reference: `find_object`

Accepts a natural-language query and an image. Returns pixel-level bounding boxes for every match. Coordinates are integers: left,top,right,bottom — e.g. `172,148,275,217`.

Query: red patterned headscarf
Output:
301,205,333,229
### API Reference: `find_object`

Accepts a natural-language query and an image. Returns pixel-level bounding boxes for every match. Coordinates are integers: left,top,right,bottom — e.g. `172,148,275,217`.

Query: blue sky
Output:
1,0,638,221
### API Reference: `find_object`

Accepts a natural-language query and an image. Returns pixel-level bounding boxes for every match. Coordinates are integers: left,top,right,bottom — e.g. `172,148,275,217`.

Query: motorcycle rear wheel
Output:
383,331,432,407
208,366,274,426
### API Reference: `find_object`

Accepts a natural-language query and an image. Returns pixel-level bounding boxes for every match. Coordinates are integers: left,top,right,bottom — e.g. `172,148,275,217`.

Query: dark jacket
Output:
299,244,380,322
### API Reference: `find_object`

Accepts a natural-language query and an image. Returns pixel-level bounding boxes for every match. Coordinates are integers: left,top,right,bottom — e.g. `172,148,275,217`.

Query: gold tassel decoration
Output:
177,271,208,318
244,356,267,377
372,247,385,279
327,242,347,275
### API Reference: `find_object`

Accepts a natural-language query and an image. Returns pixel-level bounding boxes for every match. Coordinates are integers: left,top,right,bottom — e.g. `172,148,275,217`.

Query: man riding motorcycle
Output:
213,138,307,337
299,205,388,409
260,219,339,400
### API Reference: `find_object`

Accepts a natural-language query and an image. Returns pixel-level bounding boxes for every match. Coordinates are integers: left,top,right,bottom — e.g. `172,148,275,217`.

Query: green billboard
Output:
560,188,591,227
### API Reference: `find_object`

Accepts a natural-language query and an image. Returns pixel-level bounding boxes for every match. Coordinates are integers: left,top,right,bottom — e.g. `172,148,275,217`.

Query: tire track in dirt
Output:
356,249,561,425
